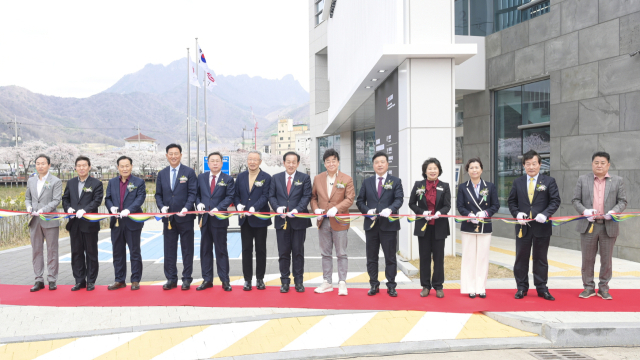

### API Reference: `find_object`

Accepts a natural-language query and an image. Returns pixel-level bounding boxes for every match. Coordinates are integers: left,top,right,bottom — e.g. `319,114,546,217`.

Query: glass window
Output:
315,0,324,25
495,79,551,212
353,129,376,196
317,134,340,173
455,0,468,35
470,0,494,36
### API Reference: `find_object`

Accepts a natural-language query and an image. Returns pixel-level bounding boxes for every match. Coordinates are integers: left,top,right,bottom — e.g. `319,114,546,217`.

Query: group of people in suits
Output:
25,145,627,302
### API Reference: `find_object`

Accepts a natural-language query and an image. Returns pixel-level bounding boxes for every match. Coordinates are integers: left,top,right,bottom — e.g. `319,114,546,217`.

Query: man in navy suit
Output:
356,151,404,297
234,150,272,291
155,144,198,290
508,150,561,301
195,152,235,291
269,151,312,293
104,156,147,291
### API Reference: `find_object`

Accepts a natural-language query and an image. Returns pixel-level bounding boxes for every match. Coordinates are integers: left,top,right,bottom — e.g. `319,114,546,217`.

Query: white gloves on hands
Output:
110,207,119,214
26,206,32,213
516,212,527,225
468,213,479,224
196,203,206,211
161,206,169,214
314,208,325,215
604,210,614,220
120,209,130,217
277,206,286,214
176,207,188,217
326,207,338,217
247,207,255,216
583,209,596,222
209,208,219,216
287,209,298,218
476,211,487,219
236,204,245,211
431,211,441,220
379,208,392,218
535,213,547,223
76,209,86,219
67,207,76,214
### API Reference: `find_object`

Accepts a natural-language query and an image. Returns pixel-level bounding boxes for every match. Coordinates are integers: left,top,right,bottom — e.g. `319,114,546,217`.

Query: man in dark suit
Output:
62,156,104,291
356,152,404,297
104,155,147,291
234,150,272,291
269,151,312,293
508,150,561,301
195,152,235,291
155,144,198,290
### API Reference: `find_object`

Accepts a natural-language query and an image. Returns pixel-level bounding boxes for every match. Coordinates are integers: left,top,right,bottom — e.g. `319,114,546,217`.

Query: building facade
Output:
124,133,157,152
309,0,640,261
274,119,309,156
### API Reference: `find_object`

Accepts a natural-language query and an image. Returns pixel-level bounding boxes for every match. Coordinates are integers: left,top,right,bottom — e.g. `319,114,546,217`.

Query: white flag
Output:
205,71,217,91
189,58,201,88
197,44,210,73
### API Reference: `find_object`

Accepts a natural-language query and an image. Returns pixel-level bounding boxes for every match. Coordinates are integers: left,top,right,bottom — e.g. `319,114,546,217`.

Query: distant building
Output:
295,130,311,156
262,145,272,154
124,133,157,151
274,119,308,156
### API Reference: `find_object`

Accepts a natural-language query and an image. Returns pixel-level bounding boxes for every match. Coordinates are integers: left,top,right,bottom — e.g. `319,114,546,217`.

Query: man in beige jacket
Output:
310,149,355,295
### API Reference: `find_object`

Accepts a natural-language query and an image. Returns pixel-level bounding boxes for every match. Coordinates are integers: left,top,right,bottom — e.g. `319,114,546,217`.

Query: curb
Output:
397,255,418,276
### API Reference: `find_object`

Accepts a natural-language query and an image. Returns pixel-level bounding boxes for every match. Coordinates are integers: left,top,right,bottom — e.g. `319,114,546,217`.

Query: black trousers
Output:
241,222,268,281
163,220,194,283
111,226,143,283
514,230,550,293
276,227,306,284
365,222,397,288
418,226,445,290
69,225,99,284
200,223,230,283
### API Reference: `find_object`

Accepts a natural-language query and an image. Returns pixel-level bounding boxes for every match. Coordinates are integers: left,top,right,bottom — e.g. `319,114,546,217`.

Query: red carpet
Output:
1,285,639,313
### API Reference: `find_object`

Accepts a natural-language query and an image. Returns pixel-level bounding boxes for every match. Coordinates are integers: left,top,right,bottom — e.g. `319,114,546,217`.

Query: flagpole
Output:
186,48,191,168
204,68,208,158
195,38,200,174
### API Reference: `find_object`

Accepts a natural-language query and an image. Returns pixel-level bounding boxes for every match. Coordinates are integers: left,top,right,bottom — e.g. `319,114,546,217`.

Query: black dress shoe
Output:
295,284,305,293
479,293,486,298
71,282,86,291
256,279,266,290
280,284,290,293
131,282,140,291
163,281,178,290
387,288,398,297
243,281,252,291
222,282,232,291
515,290,528,299
87,283,95,291
108,282,126,290
30,282,44,292
48,282,57,291
469,293,476,299
538,291,555,301
182,281,191,290
196,281,213,291
367,285,380,296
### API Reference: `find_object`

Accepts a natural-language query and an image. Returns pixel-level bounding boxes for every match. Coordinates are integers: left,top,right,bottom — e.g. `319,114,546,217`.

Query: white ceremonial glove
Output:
277,206,286,214
516,212,527,225
476,211,487,219
176,207,188,217
76,209,86,219
236,204,245,211
422,210,432,221
110,207,119,214
37,209,43,214
468,213,479,224
120,209,130,217
604,210,614,221
326,207,338,217
535,213,547,223
67,207,76,214
379,208,392,218
26,206,32,213
247,207,255,216
160,206,169,214
287,209,298,218
196,203,206,211
314,208,325,215
208,208,219,216
583,209,596,222
431,211,441,220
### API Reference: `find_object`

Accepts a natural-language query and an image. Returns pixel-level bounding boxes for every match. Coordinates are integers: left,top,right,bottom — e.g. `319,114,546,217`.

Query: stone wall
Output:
461,0,640,261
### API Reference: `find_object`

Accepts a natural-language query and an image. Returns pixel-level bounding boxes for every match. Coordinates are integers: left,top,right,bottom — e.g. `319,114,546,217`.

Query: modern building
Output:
124,133,157,152
296,130,311,155
274,119,309,156
309,0,640,261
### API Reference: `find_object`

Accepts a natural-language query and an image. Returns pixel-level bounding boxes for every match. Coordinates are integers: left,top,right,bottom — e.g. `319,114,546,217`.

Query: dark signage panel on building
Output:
375,69,399,177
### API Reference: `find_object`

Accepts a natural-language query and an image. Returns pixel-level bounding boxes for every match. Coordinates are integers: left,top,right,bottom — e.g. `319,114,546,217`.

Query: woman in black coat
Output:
456,158,500,299
408,158,451,299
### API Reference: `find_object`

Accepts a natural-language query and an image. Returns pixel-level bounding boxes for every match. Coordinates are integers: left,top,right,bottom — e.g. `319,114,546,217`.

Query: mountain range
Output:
0,58,310,149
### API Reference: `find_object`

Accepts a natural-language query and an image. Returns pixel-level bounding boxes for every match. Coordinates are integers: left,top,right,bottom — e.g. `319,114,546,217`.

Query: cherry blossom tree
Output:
46,143,80,177
16,140,48,174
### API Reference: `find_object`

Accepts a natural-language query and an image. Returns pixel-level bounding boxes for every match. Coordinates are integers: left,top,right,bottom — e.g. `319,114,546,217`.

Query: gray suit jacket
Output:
572,174,627,237
25,173,63,228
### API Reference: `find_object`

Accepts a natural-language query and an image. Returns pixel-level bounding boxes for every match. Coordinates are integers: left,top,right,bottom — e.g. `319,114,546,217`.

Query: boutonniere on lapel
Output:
254,179,265,187
479,188,489,202
336,181,346,189
179,175,188,183
415,186,425,200
383,180,393,190
127,183,137,193
82,186,93,193
218,179,228,187
43,181,51,190
294,180,303,186
536,184,546,192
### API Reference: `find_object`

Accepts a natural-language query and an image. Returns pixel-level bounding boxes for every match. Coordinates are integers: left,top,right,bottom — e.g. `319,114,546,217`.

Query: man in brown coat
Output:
310,148,356,295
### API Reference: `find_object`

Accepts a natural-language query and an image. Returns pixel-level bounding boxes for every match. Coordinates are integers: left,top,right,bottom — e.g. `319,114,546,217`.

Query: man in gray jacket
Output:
572,151,627,300
24,154,63,292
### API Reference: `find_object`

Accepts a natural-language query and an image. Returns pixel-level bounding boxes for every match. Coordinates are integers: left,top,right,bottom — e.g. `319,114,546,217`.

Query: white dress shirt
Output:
209,171,221,188
327,171,338,198
36,172,49,197
169,164,181,189
285,171,297,188
375,172,388,186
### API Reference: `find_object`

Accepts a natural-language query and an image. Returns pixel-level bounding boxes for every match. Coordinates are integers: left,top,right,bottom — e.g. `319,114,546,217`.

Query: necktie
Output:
210,175,216,195
377,177,383,198
171,169,177,191
287,176,292,195
528,178,535,203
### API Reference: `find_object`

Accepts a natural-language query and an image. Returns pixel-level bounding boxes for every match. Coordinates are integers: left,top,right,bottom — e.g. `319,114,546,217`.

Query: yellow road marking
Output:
0,338,76,360
212,316,325,357
341,311,425,346
456,313,537,339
